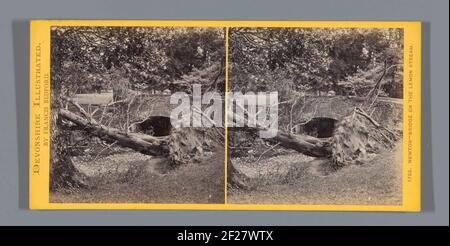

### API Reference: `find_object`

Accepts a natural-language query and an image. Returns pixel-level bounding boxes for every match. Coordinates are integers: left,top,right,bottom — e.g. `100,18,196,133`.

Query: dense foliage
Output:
229,27,403,98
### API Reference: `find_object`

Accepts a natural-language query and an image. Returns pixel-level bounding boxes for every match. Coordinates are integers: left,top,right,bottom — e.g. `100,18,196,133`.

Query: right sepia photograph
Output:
227,27,404,205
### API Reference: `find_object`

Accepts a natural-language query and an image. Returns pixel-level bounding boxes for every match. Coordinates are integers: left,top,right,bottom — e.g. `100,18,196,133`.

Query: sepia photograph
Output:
28,20,421,211
49,26,226,204
227,27,404,205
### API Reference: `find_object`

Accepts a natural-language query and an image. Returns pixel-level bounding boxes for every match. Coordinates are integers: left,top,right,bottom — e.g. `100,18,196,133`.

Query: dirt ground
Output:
50,146,225,204
50,137,401,205
228,144,402,205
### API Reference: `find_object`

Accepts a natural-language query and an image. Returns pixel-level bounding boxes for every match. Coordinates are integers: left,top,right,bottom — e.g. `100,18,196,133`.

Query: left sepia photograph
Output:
49,26,226,204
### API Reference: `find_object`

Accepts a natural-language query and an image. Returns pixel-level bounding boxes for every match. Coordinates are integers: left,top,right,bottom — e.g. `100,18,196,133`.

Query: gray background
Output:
0,0,448,226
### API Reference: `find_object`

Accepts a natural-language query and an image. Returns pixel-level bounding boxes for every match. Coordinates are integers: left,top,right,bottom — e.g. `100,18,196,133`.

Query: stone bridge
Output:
283,96,403,136
72,92,403,135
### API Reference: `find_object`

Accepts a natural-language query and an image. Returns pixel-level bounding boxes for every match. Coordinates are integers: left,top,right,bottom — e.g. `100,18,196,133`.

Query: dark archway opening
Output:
130,116,172,136
302,117,338,138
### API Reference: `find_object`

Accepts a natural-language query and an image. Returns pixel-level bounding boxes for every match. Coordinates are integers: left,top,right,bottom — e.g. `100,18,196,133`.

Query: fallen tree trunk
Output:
270,131,331,157
59,109,211,168
63,103,332,163
59,109,169,156
227,128,332,189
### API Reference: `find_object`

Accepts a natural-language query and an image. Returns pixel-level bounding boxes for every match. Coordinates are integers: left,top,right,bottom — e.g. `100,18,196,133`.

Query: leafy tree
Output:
50,26,225,189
